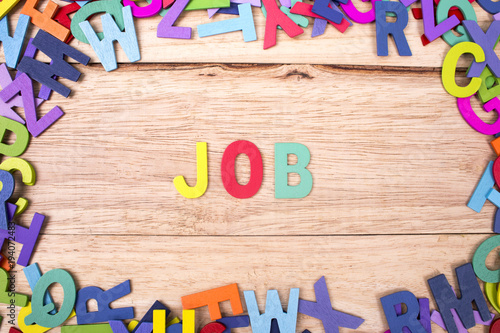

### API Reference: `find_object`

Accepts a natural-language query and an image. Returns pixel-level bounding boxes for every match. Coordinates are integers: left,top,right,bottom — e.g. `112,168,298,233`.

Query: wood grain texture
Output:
0,0,496,67
3,234,495,333
7,63,495,236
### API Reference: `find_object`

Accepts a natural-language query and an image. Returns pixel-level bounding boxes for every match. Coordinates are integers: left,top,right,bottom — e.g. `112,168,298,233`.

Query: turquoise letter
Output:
274,143,312,199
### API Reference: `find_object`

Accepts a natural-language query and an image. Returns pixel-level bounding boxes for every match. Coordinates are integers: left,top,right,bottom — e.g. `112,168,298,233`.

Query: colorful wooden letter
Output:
200,322,226,333
174,142,208,198
428,263,490,333
436,0,476,46
20,0,70,41
380,291,427,333
0,116,29,157
299,276,364,333
123,0,162,17
0,0,21,21
54,2,83,43
198,3,256,42
25,268,76,328
436,308,494,331
274,143,312,199
473,235,500,282
79,6,140,72
71,0,124,44
216,315,250,333
495,207,500,233
0,63,44,123
340,0,379,24
0,170,14,230
184,0,230,11
457,95,500,135
0,267,28,306
431,307,494,331
0,157,36,215
0,14,29,69
61,324,114,333
290,1,350,33
131,300,170,333
463,20,500,77
0,210,45,266
477,68,500,103
24,263,56,315
392,298,432,333
168,323,182,333
157,0,192,39
262,0,303,49
442,42,484,98
477,0,500,14
75,280,134,324
182,283,244,321
244,288,299,333
485,282,500,313
110,320,153,333
491,318,500,333
17,37,57,101
467,161,500,211
221,141,263,199
375,1,412,56
421,0,459,42
0,73,64,137
311,0,342,23
17,29,90,98
280,0,309,28
19,302,76,333
183,310,195,333
153,309,167,333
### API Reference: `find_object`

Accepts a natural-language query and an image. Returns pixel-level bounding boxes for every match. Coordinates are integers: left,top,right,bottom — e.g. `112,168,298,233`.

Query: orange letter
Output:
181,283,243,321
21,0,70,42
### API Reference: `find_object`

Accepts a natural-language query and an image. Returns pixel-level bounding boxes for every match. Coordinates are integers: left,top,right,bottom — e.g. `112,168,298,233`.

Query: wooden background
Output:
1,0,499,332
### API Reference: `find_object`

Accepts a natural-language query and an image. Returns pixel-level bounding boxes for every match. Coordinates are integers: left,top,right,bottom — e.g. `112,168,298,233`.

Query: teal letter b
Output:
274,143,313,199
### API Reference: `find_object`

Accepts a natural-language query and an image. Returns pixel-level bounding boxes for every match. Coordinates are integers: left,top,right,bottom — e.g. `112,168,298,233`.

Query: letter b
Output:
274,143,312,199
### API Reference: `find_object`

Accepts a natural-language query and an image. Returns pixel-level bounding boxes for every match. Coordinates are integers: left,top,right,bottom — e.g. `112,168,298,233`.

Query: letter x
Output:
464,20,500,78
298,276,364,333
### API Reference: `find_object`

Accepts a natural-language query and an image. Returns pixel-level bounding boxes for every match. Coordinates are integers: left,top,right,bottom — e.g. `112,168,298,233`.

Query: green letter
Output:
274,143,312,199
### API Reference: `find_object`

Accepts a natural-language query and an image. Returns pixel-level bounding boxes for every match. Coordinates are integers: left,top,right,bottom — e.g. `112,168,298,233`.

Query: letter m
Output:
428,263,490,333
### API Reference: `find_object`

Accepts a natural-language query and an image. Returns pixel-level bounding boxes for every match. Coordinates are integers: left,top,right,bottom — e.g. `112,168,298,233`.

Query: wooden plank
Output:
0,0,495,67
3,234,494,332
8,63,495,236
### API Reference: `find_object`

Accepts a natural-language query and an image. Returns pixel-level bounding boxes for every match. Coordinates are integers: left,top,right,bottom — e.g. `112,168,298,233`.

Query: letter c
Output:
442,42,485,98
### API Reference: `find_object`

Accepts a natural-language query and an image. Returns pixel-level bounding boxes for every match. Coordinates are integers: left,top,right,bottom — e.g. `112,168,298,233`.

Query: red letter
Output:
221,141,263,199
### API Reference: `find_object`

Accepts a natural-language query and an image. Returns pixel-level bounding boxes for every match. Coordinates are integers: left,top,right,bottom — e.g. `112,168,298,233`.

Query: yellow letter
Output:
442,42,485,98
0,0,20,20
18,303,75,333
174,142,208,198
182,310,195,333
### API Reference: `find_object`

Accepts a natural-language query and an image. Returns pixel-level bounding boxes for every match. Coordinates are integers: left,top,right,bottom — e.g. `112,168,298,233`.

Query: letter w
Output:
244,289,299,333
79,5,140,72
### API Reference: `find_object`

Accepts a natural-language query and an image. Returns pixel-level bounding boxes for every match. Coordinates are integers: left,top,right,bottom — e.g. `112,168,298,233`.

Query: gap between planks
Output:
111,62,449,75
8,62,449,76
37,233,496,237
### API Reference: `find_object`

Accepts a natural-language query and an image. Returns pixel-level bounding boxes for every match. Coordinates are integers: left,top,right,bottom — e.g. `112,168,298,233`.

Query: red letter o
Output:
221,140,263,198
